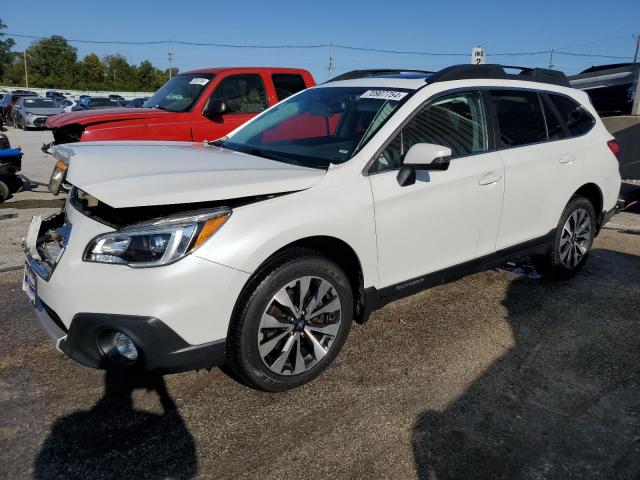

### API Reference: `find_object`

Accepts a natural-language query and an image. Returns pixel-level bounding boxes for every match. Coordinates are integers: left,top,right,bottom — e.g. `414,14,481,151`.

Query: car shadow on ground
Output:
411,247,640,479
33,370,197,480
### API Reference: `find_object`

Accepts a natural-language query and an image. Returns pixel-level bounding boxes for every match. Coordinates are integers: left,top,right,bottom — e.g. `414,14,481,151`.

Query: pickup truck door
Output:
190,72,271,142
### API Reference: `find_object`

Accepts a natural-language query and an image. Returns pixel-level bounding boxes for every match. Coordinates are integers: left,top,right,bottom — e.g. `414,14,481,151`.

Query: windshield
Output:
143,73,215,112
23,98,58,108
222,86,411,168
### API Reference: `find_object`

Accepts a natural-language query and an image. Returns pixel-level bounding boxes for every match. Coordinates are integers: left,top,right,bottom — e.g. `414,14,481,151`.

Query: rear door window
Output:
541,96,565,140
211,74,268,114
491,90,547,147
548,94,595,137
272,74,307,102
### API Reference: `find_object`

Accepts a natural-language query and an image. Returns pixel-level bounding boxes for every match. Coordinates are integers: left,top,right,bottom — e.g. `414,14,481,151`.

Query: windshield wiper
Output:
153,105,168,111
208,137,227,147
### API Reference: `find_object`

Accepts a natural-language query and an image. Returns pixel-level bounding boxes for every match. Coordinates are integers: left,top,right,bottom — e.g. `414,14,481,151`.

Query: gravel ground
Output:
0,227,638,479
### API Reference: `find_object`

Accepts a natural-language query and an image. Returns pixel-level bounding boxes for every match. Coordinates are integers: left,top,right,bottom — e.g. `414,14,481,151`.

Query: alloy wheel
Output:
559,208,591,268
257,276,342,376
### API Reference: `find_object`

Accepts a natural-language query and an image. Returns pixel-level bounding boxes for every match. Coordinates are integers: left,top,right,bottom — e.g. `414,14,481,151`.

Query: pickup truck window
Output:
211,74,269,114
272,74,307,101
144,73,215,112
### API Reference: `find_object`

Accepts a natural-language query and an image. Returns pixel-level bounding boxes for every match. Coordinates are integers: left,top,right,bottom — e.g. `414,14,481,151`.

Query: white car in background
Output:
23,64,621,391
57,99,78,113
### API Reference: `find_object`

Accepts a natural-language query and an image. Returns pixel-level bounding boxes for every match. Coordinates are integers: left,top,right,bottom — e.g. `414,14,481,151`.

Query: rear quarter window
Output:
548,94,595,137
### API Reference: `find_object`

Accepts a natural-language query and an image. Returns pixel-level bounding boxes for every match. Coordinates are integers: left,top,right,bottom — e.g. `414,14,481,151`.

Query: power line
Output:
6,32,634,60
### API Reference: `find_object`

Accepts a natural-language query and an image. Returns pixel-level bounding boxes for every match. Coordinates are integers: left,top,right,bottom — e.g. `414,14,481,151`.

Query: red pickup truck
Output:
46,67,315,146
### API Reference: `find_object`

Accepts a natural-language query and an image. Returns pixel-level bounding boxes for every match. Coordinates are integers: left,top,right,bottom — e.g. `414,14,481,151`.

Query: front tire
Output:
226,249,353,391
534,196,596,280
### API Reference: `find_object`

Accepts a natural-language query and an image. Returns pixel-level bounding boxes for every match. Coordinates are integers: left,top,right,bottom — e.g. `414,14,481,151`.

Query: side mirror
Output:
204,99,227,117
404,143,452,170
397,143,452,187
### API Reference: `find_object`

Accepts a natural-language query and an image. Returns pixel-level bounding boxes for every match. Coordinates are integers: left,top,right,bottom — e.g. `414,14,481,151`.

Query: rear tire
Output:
533,196,596,280
226,249,353,391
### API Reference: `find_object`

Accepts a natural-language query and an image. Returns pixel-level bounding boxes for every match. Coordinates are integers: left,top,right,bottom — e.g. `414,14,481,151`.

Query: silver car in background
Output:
12,97,63,129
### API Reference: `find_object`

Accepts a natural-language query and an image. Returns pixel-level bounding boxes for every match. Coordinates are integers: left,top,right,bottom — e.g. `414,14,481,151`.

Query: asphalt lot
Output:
0,127,62,271
0,126,639,479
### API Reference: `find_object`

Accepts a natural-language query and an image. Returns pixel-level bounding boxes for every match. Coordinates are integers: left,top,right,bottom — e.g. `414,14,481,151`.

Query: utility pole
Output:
23,51,28,88
633,35,640,63
168,51,174,79
327,42,333,80
548,49,554,69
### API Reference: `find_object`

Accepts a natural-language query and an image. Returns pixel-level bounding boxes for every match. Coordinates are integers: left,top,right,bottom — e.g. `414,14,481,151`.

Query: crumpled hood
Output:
47,108,174,129
60,141,326,208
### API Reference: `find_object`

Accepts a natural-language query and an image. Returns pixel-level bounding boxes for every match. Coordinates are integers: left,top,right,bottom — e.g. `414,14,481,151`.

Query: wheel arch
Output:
572,182,604,229
236,235,370,325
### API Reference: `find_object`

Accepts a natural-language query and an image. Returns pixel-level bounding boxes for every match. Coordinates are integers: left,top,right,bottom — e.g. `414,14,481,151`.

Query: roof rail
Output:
426,64,570,87
327,69,435,82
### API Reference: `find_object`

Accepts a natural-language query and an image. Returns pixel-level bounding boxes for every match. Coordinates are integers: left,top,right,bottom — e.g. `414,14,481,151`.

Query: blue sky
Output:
2,0,639,81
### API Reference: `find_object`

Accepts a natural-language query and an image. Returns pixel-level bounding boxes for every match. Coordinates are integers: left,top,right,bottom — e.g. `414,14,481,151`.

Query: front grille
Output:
34,211,71,273
33,117,47,127
52,124,84,144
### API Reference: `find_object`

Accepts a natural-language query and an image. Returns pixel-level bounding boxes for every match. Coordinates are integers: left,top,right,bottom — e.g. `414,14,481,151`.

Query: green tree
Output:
26,35,77,88
0,18,16,81
137,59,158,90
103,54,138,90
79,53,104,89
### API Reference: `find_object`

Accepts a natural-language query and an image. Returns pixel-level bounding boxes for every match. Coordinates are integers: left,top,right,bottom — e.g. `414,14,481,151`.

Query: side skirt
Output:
360,229,555,322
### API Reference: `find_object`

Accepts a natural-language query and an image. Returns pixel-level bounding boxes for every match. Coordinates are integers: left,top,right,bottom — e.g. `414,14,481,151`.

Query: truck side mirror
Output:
204,99,227,117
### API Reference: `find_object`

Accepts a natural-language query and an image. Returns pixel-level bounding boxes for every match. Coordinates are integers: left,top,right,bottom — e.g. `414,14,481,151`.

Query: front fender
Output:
194,174,379,288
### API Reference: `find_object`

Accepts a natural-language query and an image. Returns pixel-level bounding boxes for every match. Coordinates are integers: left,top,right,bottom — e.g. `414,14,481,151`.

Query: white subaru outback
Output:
23,65,621,391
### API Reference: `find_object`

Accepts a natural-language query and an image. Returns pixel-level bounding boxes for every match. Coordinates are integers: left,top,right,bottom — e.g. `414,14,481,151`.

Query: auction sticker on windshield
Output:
359,90,408,101
189,78,210,86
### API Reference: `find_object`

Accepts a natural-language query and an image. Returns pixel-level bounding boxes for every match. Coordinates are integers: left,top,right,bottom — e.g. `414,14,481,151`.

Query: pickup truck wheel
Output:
227,250,353,391
533,196,596,280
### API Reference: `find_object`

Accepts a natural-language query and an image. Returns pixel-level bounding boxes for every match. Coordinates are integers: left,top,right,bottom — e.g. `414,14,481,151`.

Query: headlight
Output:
84,208,231,267
26,112,35,116
49,147,72,195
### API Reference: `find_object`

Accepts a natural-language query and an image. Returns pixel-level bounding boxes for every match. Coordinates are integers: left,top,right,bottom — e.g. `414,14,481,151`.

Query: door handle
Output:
559,154,575,164
478,172,502,186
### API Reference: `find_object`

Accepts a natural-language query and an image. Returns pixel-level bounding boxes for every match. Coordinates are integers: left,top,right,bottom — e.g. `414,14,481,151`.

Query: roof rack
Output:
426,64,570,87
327,69,435,82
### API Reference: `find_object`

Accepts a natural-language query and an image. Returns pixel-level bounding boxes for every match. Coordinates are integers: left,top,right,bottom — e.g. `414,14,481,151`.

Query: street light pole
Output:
633,35,640,63
23,51,28,89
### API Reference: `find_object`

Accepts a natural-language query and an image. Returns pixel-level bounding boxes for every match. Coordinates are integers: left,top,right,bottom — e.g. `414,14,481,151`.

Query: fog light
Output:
114,332,138,361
